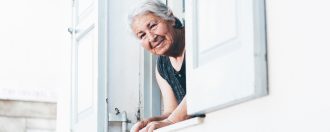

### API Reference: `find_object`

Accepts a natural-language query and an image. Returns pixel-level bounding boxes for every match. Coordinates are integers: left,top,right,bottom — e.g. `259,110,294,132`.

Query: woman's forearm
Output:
166,97,188,123
145,113,171,122
142,96,188,126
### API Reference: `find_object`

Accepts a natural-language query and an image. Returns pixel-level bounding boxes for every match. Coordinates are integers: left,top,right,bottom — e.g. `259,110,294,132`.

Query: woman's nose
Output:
148,33,157,42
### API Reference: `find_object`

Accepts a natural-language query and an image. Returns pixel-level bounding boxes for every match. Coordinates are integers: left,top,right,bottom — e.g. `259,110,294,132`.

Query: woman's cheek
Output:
141,40,149,49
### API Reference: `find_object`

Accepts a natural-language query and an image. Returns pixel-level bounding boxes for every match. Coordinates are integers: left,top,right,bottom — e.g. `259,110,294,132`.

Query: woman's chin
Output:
153,50,166,56
153,43,172,55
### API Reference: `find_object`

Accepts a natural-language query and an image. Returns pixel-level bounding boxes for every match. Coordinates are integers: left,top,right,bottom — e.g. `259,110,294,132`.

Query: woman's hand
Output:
130,120,150,132
130,114,172,132
138,119,173,132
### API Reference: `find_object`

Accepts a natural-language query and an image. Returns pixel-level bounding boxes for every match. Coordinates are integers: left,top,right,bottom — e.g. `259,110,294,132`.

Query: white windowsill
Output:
155,117,204,132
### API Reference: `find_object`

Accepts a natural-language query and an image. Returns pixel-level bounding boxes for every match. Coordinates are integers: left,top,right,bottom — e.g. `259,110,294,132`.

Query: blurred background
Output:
0,0,70,131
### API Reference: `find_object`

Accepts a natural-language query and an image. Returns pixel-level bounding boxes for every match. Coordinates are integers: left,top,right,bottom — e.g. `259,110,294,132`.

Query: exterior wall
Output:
176,0,330,132
0,100,56,132
0,0,69,103
0,0,70,131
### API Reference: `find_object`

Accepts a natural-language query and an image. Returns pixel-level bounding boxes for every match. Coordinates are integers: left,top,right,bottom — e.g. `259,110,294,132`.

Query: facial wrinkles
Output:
133,13,175,55
160,22,176,55
151,23,171,54
159,26,176,55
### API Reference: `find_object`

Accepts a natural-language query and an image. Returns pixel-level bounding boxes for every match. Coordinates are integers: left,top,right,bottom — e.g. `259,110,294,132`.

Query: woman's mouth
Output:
155,41,163,48
153,38,164,49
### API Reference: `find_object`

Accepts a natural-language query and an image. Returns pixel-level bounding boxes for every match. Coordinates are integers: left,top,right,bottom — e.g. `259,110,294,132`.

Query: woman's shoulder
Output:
157,56,169,78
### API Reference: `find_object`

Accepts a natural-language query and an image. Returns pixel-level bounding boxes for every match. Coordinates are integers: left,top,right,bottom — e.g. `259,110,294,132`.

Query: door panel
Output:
76,28,95,116
186,0,268,115
70,0,107,131
197,0,237,52
72,0,97,130
78,0,94,16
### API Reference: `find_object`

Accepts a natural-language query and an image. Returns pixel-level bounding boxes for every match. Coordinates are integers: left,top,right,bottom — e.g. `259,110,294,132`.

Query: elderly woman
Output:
129,0,188,131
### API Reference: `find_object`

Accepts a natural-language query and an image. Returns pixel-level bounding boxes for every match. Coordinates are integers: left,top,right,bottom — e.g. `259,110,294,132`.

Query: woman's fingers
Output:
142,120,172,132
130,121,142,132
147,122,159,132
147,124,157,132
131,120,149,132
139,125,148,132
139,121,156,132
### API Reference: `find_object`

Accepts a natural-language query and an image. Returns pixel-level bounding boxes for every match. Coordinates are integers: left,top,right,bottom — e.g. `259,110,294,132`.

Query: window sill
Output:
155,117,204,132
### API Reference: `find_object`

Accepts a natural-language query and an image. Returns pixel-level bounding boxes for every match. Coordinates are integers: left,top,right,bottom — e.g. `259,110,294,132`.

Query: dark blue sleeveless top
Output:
157,56,186,103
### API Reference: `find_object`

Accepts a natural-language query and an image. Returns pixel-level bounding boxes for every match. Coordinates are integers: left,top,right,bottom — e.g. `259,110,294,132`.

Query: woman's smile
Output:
153,36,165,49
132,13,180,56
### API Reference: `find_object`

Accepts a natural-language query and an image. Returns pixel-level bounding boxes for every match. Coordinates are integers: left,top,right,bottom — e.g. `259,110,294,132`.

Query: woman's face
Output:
132,13,175,56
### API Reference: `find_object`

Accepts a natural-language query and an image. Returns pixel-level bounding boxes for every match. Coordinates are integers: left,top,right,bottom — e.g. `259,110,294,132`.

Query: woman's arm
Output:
155,65,179,114
166,96,188,124
137,67,188,132
130,66,180,132
138,97,188,132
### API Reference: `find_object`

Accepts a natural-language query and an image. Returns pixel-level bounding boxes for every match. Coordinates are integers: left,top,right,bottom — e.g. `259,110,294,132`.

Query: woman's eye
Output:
139,33,146,39
150,24,157,29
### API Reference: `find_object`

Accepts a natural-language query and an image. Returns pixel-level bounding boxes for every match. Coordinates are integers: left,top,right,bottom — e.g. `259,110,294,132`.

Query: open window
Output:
185,0,268,115
152,0,268,119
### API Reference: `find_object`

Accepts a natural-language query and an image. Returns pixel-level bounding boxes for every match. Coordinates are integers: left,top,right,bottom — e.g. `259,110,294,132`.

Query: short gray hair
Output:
128,0,176,28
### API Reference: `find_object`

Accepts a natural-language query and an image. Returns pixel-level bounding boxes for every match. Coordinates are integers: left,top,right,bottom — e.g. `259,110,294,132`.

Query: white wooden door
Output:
185,0,268,114
70,0,107,131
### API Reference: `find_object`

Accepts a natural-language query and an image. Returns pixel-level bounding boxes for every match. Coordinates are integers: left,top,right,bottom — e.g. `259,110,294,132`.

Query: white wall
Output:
0,0,71,131
0,0,70,102
178,0,330,131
